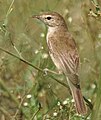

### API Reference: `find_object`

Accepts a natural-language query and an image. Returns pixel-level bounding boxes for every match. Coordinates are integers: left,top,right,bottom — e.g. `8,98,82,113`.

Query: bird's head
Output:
32,12,66,27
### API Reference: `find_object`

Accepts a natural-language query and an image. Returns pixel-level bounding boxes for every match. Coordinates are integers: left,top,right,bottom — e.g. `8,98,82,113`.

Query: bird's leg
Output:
43,68,62,75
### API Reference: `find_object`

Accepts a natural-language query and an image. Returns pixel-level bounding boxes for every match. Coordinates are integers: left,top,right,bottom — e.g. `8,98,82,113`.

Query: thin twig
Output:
30,103,42,120
0,47,66,85
13,87,34,119
6,0,15,18
91,0,99,7
0,47,43,72
4,0,14,26
12,97,25,120
0,47,93,110
11,40,23,59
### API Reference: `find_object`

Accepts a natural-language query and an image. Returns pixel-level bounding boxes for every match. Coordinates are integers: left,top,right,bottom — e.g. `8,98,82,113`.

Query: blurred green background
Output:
0,0,101,120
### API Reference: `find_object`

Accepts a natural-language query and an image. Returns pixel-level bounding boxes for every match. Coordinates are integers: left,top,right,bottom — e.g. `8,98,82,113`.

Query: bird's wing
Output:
47,33,80,85
58,49,80,85
59,49,80,74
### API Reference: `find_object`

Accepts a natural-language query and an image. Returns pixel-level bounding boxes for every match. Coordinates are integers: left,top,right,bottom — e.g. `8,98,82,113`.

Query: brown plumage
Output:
33,12,87,115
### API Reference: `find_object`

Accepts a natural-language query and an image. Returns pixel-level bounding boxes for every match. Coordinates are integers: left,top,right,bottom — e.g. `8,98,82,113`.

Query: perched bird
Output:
32,12,87,115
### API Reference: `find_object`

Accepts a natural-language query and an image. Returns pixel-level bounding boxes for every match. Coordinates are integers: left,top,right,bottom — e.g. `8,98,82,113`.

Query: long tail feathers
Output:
71,86,87,115
67,78,87,115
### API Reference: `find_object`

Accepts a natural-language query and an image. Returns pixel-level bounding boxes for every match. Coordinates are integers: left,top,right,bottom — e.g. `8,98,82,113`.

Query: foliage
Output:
0,0,101,119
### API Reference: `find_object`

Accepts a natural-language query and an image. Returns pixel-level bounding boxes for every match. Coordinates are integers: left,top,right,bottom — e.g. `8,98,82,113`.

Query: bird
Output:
32,12,87,115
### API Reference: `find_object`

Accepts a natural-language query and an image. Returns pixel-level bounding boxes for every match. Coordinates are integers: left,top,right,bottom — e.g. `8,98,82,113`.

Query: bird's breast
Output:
46,26,76,55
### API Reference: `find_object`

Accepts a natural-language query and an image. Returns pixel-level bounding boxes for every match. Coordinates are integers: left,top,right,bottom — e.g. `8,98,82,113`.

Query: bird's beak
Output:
32,15,40,19
32,14,44,23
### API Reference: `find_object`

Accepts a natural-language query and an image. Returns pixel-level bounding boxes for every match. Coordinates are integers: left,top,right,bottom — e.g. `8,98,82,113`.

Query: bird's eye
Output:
46,16,51,20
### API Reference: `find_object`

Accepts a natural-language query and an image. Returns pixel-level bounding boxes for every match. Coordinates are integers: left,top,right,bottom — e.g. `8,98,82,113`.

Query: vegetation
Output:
0,0,101,119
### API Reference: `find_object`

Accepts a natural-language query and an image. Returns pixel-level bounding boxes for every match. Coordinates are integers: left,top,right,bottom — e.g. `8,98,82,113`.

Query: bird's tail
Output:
67,77,87,115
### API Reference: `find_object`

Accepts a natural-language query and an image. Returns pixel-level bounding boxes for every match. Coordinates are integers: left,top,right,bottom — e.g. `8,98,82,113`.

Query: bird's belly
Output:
49,52,61,71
